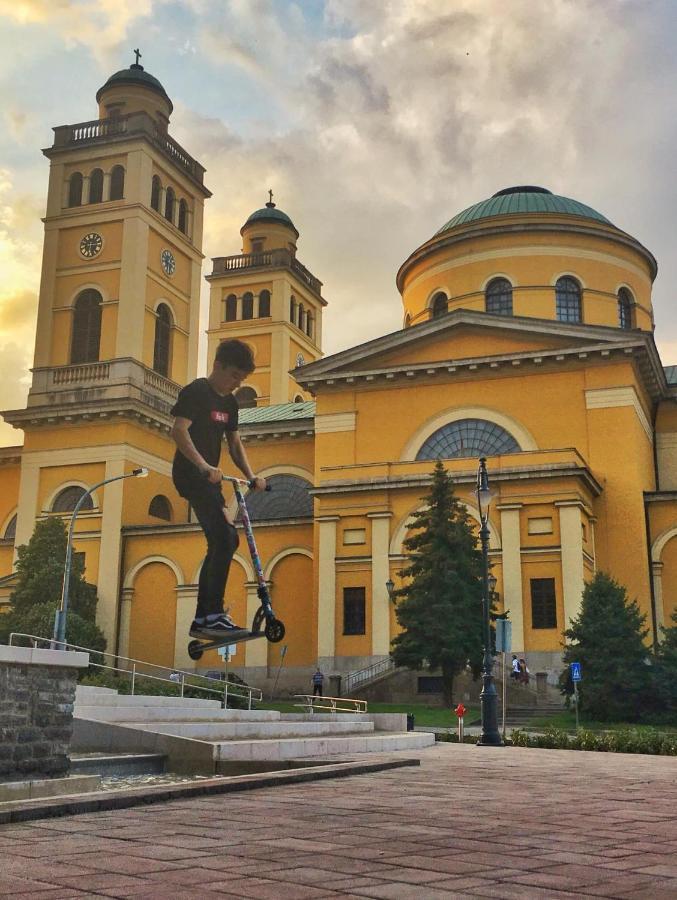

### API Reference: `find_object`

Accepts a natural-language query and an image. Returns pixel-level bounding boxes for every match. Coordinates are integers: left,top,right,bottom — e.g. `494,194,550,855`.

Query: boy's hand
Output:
203,465,223,484
250,476,267,492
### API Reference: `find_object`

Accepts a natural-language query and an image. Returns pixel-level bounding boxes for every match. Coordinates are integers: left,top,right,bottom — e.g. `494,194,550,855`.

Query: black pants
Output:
184,481,239,620
313,684,323,697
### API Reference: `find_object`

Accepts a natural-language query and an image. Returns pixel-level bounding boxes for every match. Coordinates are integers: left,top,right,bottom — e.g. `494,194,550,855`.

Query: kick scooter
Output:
187,475,286,661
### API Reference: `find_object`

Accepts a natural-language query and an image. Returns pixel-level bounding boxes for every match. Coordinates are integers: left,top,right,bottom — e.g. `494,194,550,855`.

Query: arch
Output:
68,172,83,207
264,546,313,581
258,289,271,318
148,494,172,521
71,289,102,364
51,485,94,513
177,198,188,234
390,500,501,555
45,481,99,513
243,474,314,521
110,165,125,201
164,186,175,222
242,292,254,320
485,277,513,316
618,286,634,330
652,527,677,563
224,293,237,322
401,406,537,461
2,512,17,542
416,419,521,461
153,302,172,377
234,385,257,408
431,291,448,317
191,553,253,585
151,175,161,211
88,168,104,204
290,295,297,324
555,275,582,323
124,555,185,590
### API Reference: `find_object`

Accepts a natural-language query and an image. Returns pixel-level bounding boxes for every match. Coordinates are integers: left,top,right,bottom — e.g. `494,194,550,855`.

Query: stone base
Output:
0,774,101,803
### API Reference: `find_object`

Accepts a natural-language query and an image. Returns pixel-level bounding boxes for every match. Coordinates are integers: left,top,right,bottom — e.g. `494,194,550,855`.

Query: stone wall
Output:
0,646,89,782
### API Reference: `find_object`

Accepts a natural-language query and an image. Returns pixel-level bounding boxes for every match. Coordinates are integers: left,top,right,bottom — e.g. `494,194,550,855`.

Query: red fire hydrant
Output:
455,703,466,742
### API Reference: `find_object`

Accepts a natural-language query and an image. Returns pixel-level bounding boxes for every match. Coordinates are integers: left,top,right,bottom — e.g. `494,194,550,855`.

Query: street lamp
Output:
52,467,148,648
476,457,502,746
385,578,395,602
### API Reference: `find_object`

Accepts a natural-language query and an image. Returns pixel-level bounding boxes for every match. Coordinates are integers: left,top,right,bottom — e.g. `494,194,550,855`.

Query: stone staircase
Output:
72,686,435,772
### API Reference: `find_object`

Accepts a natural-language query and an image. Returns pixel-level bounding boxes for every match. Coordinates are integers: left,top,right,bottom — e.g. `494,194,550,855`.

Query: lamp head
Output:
132,467,149,478
488,573,497,594
385,578,395,600
476,457,492,520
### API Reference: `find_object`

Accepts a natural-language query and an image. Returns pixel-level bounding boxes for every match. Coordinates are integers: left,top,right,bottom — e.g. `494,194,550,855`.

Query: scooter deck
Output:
188,630,266,653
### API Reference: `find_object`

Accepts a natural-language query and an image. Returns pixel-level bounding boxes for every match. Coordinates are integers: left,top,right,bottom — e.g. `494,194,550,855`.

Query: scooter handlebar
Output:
217,473,271,491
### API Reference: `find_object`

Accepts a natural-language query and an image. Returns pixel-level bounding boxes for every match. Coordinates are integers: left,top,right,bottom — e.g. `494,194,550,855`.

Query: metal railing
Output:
294,694,367,714
9,633,262,710
343,657,395,693
211,249,323,296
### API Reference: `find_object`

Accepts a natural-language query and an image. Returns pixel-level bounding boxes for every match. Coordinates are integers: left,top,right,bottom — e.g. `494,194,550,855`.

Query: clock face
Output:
161,249,176,276
80,232,102,258
296,352,305,368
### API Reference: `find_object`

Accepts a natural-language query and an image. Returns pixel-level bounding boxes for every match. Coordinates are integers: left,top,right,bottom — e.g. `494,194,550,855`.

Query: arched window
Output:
68,172,83,207
486,278,513,316
416,418,521,460
244,474,313,521
164,187,175,222
290,296,297,324
3,514,16,542
151,175,161,211
110,165,125,201
431,292,448,317
294,394,304,403
148,495,172,521
225,294,237,322
153,303,172,377
178,199,188,234
555,276,582,323
71,289,102,364
235,386,257,409
298,304,305,332
306,313,313,338
242,292,254,320
618,288,633,330
89,168,104,204
258,290,271,318
52,486,94,513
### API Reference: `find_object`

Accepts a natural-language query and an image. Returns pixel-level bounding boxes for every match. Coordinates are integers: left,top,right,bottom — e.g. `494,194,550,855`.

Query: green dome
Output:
243,202,298,235
435,186,613,235
96,64,173,113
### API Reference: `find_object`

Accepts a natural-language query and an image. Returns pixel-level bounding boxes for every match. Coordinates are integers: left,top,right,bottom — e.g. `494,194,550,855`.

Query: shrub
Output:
510,727,677,755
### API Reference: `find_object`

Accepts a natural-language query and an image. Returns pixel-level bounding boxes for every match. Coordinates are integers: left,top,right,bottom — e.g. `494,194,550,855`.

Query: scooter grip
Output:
249,480,272,491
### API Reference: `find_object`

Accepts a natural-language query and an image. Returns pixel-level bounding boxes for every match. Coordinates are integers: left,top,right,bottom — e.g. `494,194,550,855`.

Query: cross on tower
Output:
268,189,274,205
133,48,142,66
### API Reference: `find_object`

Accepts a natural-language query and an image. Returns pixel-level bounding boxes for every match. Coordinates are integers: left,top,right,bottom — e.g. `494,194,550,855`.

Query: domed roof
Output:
435,186,613,235
242,199,298,236
96,63,173,113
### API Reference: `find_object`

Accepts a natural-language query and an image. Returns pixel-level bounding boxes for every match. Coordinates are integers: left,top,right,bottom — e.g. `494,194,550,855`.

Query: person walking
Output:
510,654,520,680
312,668,324,698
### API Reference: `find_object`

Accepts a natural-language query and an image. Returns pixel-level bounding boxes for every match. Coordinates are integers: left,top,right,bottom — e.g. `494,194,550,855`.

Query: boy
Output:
171,339,266,639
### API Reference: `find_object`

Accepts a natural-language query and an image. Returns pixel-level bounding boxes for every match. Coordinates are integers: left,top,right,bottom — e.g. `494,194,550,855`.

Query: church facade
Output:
1,62,676,690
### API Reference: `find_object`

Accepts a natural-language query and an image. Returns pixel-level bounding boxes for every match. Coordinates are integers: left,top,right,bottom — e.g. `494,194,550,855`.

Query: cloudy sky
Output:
1,0,676,445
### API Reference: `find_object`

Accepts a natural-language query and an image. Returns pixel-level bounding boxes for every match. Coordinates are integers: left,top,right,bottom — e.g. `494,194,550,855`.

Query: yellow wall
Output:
128,561,178,669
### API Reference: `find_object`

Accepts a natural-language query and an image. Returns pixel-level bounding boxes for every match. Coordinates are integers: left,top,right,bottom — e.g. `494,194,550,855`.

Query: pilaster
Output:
97,458,126,648
368,512,392,657
117,587,134,661
244,582,268,667
317,516,339,661
652,561,664,633
556,501,585,629
116,216,149,358
497,504,524,652
174,584,198,669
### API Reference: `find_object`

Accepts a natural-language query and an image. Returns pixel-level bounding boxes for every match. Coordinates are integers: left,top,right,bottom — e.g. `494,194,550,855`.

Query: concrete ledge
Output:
0,774,101,802
0,757,421,824
0,644,89,668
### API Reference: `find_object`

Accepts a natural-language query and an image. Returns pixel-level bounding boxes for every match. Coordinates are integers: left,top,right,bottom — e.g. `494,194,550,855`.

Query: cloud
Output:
0,290,38,333
0,340,31,445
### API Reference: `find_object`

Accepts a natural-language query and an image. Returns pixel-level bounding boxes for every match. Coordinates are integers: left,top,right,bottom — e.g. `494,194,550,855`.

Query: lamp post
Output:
385,578,395,602
52,467,148,648
476,457,502,746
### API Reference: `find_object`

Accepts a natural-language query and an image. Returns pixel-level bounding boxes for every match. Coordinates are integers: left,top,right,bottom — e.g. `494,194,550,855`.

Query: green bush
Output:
510,726,677,755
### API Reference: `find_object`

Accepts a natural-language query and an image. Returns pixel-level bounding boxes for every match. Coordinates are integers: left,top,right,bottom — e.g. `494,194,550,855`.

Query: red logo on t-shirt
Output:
211,410,230,424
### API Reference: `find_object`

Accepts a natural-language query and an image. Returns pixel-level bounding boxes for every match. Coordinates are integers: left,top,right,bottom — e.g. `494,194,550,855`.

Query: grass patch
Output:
259,700,476,727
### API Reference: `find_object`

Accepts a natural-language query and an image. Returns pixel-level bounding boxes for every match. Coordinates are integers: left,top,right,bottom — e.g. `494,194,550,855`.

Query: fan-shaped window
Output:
153,303,172,377
71,289,102,364
244,474,313,521
3,514,16,542
68,172,83,207
258,290,271,317
52,486,94,513
486,278,513,316
151,175,161,211
89,168,103,204
110,165,125,201
556,276,582,323
618,288,633,330
242,292,254,320
148,495,172,521
431,292,448,317
235,386,257,409
178,199,188,234
165,187,175,222
224,294,237,321
416,418,521,460
290,296,297,324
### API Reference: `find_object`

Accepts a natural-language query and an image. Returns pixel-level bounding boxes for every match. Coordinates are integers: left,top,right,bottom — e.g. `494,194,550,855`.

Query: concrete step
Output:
75,685,119,696
127,719,377,741
214,731,435,761
74,705,280,722
75,694,225,710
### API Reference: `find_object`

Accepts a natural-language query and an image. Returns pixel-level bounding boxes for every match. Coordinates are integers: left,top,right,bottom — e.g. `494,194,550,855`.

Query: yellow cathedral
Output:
1,61,676,693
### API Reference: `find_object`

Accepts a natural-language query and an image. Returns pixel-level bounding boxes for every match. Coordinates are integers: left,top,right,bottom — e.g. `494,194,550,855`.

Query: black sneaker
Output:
192,615,247,638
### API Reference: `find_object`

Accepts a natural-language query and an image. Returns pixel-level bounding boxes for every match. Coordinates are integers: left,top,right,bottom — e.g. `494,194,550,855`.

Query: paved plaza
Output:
0,743,676,898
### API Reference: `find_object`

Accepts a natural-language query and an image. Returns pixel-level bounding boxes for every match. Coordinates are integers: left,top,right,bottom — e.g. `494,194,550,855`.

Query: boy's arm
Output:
225,430,266,491
171,417,222,484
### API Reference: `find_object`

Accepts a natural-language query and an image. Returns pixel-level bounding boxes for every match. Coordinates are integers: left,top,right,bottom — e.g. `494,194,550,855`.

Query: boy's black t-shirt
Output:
171,378,239,495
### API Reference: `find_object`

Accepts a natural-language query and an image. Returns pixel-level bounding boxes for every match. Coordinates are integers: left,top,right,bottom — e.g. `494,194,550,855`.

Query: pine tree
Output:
562,571,652,722
654,610,677,712
390,460,485,705
0,517,106,653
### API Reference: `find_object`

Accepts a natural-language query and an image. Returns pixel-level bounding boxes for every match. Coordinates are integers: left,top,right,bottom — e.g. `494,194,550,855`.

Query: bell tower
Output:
206,194,325,407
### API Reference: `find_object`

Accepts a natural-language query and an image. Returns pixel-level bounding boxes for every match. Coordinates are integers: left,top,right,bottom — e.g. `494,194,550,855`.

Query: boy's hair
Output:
214,339,255,374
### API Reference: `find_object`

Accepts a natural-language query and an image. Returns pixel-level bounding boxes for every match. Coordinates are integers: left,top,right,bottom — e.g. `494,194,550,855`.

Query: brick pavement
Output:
0,743,676,898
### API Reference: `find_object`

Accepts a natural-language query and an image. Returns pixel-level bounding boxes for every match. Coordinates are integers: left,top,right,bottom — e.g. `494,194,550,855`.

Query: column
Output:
652,561,664,634
368,512,392,657
174,584,198,669
244,582,267,668
498,504,524,652
557,501,585,629
317,516,339,664
82,175,91,205
103,171,112,202
97,458,126,648
117,587,134,662
13,459,41,562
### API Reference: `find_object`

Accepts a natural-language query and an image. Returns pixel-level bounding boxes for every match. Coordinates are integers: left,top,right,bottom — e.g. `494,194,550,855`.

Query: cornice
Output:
2,397,174,435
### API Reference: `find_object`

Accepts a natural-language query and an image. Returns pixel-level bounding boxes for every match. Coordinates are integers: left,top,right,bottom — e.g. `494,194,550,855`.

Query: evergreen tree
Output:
654,610,677,712
0,517,106,653
562,571,652,721
391,460,485,705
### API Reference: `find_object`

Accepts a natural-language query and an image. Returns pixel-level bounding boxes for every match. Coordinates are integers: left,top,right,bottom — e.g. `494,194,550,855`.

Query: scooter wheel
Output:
188,640,204,661
265,618,285,643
